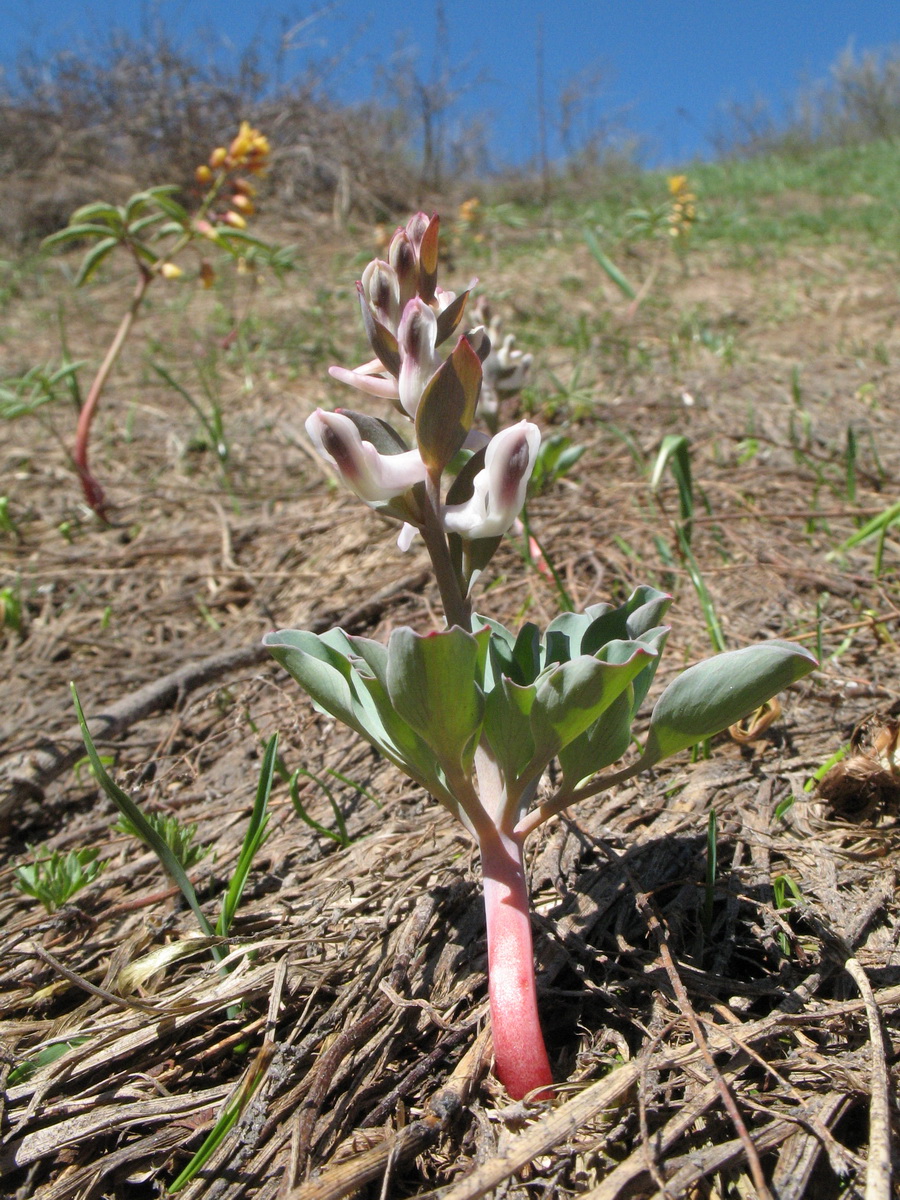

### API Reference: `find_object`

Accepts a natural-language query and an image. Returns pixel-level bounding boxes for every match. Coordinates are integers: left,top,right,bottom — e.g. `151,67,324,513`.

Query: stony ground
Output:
1,203,899,1198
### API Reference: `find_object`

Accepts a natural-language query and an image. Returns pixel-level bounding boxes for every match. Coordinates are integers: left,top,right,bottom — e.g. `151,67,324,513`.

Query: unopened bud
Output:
231,194,254,215
159,262,183,279
200,261,216,288
195,164,213,185
224,211,247,230
209,147,228,169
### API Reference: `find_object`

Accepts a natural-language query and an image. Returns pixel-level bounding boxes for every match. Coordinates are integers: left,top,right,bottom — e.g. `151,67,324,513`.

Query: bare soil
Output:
2,213,899,1199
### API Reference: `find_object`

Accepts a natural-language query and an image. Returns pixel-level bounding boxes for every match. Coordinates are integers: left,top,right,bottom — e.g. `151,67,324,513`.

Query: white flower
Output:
305,409,426,504
443,421,541,539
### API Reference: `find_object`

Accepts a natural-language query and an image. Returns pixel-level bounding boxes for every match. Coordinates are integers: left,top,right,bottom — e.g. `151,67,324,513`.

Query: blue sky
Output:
6,2,900,166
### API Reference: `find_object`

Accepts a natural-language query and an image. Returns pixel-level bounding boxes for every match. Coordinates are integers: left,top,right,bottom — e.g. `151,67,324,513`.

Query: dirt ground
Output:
1,212,899,1198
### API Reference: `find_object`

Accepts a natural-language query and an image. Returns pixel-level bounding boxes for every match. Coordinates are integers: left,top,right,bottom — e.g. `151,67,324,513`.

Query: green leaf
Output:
214,226,275,251
584,229,636,299
415,337,481,477
527,644,656,772
73,237,119,287
42,223,121,249
581,586,672,655
69,201,125,226
263,629,447,799
128,212,170,237
216,735,274,936
70,685,219,952
651,434,695,532
558,688,635,787
483,674,536,783
148,192,189,223
642,640,818,765
386,625,486,775
264,629,377,742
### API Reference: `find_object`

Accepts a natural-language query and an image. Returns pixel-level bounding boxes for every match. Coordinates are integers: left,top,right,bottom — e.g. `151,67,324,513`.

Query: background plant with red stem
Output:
42,122,290,521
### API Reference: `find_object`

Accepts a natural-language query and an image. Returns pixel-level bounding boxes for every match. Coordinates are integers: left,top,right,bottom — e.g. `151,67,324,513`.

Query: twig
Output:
597,841,774,1200
0,568,430,822
845,958,893,1200
282,1025,492,1200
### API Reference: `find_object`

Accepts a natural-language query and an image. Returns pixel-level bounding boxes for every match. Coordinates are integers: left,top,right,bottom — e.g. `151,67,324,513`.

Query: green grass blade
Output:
216,735,275,937
583,229,636,299
290,768,349,846
677,530,727,654
71,684,220,952
167,1046,272,1192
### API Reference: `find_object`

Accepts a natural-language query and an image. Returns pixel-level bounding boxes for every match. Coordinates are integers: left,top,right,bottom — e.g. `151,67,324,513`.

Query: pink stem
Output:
479,828,554,1100
73,265,152,521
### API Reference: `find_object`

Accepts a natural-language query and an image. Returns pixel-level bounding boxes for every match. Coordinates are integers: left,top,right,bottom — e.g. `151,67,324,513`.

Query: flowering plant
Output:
42,122,290,521
265,213,817,1099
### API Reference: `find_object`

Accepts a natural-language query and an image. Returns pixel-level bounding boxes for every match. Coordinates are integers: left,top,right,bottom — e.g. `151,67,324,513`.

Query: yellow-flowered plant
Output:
41,123,292,520
667,173,698,244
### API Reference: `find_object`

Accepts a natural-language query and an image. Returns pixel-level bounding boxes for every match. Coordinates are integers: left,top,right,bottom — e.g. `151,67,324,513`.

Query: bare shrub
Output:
714,40,900,159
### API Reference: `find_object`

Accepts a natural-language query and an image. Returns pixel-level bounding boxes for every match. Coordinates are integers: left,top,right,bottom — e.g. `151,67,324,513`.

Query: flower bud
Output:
224,211,247,230
159,262,183,279
231,194,255,215
209,147,228,169
195,164,213,184
397,299,440,419
361,259,401,333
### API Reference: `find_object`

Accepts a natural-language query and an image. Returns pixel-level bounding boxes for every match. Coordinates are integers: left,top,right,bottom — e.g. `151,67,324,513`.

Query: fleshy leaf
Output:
483,675,536,784
415,337,481,477
386,625,487,774
558,688,636,788
525,644,656,777
641,640,817,765
264,629,453,803
581,586,673,656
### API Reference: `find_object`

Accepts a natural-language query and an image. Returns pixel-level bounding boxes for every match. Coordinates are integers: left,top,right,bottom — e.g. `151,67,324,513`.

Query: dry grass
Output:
1,209,899,1198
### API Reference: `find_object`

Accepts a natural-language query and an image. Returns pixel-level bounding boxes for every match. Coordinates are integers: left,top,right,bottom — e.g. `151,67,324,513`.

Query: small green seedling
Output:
15,846,107,912
114,811,211,871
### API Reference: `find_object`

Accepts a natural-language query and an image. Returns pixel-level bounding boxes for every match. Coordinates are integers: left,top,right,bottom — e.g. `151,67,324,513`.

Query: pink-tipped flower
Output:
443,421,541,539
328,361,400,402
305,409,426,504
397,299,441,419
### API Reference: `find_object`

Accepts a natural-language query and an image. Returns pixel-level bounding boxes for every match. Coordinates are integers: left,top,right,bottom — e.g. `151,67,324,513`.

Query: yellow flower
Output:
159,262,184,279
228,122,270,173
668,174,688,196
